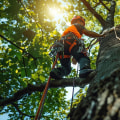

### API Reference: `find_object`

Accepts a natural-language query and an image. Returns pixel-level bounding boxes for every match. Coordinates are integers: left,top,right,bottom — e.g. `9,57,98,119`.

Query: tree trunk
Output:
69,26,120,120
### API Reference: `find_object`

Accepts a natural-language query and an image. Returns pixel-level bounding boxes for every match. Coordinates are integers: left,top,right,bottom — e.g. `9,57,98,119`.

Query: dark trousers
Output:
58,38,88,76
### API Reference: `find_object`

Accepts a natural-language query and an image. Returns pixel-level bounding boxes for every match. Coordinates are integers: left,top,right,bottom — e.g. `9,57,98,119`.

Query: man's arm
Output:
82,28,104,37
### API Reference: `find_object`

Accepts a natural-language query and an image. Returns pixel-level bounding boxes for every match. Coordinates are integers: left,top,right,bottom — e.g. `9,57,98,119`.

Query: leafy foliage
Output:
72,86,88,108
0,0,68,119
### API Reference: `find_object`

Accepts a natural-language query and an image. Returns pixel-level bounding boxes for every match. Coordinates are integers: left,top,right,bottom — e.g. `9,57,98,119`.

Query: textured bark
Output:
69,26,120,120
105,1,116,29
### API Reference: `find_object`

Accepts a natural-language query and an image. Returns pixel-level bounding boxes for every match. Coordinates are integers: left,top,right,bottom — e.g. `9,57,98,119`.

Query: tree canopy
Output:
0,0,120,119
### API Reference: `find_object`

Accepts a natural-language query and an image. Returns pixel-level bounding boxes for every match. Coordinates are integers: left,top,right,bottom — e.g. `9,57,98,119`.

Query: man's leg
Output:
78,56,93,78
50,58,71,79
71,45,93,78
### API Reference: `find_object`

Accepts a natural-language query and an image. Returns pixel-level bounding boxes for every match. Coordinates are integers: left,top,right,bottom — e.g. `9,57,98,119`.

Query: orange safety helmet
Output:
71,16,85,26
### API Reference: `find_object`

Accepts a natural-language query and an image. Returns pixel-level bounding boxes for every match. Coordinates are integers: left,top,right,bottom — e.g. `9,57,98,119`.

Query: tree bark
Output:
69,26,120,120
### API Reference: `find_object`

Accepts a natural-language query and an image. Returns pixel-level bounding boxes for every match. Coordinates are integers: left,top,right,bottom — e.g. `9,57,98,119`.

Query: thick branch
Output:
0,71,95,107
81,0,106,27
106,0,116,28
102,25,120,34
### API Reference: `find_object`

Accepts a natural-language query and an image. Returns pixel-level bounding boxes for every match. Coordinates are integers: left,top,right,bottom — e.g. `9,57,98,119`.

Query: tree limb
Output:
0,71,96,107
80,0,106,27
102,25,120,34
105,0,116,28
0,34,39,60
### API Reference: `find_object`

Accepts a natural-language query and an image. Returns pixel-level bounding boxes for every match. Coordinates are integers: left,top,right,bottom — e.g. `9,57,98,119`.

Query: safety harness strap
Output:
65,40,72,45
59,55,71,59
58,38,77,59
65,39,78,52
68,40,77,53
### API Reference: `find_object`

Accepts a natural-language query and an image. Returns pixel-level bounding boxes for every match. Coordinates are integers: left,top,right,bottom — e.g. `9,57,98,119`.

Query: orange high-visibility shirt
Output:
61,25,82,39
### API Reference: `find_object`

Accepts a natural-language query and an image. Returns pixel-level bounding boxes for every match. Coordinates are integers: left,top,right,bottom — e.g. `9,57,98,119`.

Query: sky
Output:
0,113,9,120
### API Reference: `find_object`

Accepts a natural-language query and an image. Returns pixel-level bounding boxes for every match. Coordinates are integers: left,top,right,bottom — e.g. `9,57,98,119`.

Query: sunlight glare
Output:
49,7,63,21
48,6,69,34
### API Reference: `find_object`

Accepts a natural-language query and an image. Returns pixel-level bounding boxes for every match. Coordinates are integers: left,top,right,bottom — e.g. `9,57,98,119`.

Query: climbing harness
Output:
114,27,120,40
49,32,85,59
49,41,64,58
61,32,85,53
34,53,59,120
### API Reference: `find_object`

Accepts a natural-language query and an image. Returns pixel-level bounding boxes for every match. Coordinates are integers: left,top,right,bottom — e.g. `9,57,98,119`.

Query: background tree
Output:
0,0,120,120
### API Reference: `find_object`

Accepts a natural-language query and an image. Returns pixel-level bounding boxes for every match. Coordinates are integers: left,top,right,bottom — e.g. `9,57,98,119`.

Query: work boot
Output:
79,57,93,78
50,67,71,79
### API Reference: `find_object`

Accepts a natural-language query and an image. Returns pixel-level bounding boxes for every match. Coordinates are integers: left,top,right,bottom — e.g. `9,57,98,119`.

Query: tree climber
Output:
50,15,104,79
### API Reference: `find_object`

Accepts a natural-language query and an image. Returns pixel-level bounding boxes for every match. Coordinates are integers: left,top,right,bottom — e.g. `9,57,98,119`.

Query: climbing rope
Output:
70,64,79,110
114,27,120,40
34,53,59,120
70,77,75,110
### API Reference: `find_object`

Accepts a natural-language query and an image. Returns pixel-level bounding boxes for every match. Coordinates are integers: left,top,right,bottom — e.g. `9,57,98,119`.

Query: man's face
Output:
77,20,84,26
